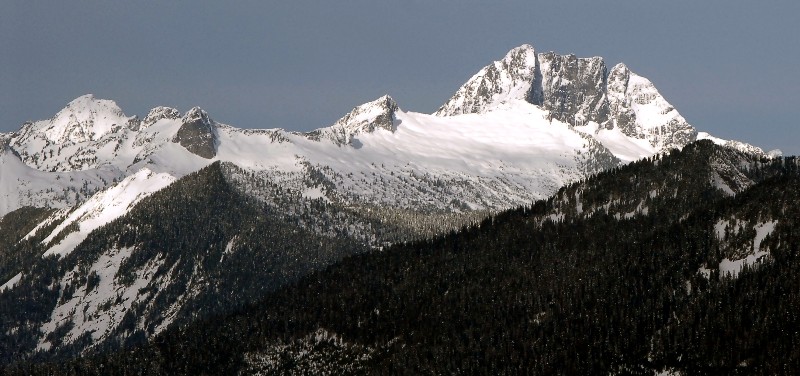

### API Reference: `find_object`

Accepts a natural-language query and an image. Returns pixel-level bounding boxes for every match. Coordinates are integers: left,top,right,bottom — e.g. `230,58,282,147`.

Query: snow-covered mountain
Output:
0,43,775,362
437,44,695,153
7,139,796,375
1,44,768,220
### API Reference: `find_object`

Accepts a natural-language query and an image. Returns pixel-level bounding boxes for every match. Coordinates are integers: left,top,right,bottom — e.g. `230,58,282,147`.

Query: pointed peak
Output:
143,106,181,126
182,107,213,126
26,94,133,143
144,106,181,121
607,63,632,87
503,44,536,60
611,62,630,72
511,43,535,52
362,95,398,112
68,93,97,104
499,44,538,74
435,45,538,116
333,95,399,130
530,51,610,127
536,50,606,68
307,95,400,147
60,94,126,118
62,93,124,113
376,94,395,103
605,62,696,151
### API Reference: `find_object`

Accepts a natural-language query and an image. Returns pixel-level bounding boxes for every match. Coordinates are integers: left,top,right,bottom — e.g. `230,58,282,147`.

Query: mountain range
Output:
0,43,789,373
0,44,773,218
7,140,800,375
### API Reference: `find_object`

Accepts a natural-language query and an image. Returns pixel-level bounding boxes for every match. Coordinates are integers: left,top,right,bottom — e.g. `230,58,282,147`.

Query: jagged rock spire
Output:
173,107,217,159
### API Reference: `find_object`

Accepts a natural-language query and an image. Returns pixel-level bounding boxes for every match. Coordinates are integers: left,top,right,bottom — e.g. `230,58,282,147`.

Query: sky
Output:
2,1,798,155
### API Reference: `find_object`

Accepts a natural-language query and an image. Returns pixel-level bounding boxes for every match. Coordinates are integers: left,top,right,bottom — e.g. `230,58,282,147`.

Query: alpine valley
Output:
1,44,796,374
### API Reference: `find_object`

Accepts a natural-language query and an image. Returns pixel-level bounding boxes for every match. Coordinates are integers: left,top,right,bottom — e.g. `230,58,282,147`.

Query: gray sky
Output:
2,1,798,154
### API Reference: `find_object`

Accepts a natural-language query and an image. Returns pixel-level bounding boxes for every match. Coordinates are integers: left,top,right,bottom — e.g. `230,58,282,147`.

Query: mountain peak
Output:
174,107,217,159
611,62,629,73
310,95,399,147
433,43,710,153
182,107,213,126
510,43,535,53
334,94,398,129
142,106,181,128
67,93,100,104
38,94,133,143
435,44,538,116
435,44,611,124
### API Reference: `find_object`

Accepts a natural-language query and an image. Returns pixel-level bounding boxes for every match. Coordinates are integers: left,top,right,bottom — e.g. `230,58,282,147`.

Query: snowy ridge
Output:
40,168,176,257
0,142,113,216
1,43,769,219
2,94,620,217
0,272,22,292
0,42,784,364
697,132,773,157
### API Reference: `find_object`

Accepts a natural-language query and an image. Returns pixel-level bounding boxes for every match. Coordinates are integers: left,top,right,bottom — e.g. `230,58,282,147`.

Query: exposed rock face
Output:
532,52,609,127
605,63,639,136
173,107,217,159
575,134,621,176
0,135,19,160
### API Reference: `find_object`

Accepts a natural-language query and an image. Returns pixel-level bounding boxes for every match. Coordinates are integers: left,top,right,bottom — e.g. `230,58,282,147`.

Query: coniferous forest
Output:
4,140,800,375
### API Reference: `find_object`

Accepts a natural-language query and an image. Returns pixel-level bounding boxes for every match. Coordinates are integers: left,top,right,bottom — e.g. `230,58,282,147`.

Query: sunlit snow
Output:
718,221,777,278
0,272,22,292
41,168,176,257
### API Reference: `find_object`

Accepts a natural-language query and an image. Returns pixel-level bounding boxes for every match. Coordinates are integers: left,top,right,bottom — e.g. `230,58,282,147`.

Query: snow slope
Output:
40,168,176,258
717,220,777,278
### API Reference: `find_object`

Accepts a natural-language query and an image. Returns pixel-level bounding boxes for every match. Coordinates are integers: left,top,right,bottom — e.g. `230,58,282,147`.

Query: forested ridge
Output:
7,140,800,375
0,160,486,364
